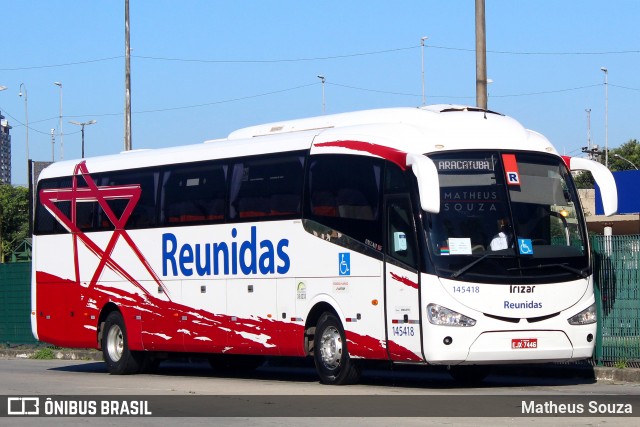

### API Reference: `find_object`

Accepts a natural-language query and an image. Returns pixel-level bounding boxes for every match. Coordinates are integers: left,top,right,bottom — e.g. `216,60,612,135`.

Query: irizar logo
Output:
162,226,290,277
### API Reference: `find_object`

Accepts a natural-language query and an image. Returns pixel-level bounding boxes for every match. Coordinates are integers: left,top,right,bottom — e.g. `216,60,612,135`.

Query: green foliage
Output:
573,171,595,189
574,139,639,189
30,347,56,360
608,139,640,171
0,185,29,263
613,359,628,369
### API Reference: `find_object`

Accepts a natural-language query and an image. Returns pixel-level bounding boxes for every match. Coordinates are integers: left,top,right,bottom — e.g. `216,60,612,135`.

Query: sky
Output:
1,1,638,186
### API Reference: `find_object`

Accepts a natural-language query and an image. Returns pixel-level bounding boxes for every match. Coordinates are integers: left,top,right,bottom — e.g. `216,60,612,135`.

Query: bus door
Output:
384,196,424,362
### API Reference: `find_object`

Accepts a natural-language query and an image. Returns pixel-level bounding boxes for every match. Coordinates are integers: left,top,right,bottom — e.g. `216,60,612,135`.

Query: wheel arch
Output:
303,299,343,356
97,302,121,350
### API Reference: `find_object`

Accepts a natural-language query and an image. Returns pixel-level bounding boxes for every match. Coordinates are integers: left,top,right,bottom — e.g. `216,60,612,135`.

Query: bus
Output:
31,106,617,384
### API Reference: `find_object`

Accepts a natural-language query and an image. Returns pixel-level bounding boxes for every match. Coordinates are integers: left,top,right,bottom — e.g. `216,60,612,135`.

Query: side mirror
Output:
406,153,440,214
563,156,618,216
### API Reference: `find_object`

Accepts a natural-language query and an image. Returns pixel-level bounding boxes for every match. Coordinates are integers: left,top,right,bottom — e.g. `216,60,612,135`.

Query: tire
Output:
448,365,491,384
313,313,360,385
101,311,146,375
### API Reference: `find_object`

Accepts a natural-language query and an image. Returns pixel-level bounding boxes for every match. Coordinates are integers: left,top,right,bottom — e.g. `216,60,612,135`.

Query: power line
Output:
134,46,418,64
123,82,318,114
1,79,637,136
328,82,606,99
428,44,640,56
0,46,418,71
610,83,640,91
0,83,318,133
3,43,640,71
0,56,123,71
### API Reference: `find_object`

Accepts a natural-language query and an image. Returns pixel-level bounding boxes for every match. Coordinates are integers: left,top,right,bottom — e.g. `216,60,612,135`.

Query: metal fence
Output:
0,262,36,344
1,236,639,367
593,235,640,367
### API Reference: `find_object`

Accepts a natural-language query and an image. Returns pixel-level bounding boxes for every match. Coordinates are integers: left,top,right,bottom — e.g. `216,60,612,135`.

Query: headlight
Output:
427,303,476,327
567,302,597,325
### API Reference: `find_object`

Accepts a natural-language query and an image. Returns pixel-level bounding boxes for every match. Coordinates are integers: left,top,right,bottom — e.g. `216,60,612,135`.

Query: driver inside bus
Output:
490,218,512,250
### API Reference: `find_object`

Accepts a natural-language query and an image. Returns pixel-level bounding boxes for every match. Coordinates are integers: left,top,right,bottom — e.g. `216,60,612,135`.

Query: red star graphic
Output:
39,161,170,299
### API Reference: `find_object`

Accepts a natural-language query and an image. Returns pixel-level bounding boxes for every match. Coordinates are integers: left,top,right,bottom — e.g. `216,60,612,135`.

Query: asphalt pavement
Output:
1,345,638,384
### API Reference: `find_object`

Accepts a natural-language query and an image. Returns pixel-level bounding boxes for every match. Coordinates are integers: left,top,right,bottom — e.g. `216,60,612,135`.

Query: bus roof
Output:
38,105,558,180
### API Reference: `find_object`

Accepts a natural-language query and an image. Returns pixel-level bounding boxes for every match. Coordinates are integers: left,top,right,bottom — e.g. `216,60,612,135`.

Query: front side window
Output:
306,154,382,246
424,151,588,284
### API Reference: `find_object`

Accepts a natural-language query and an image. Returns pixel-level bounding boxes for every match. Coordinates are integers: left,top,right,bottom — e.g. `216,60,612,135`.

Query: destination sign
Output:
436,159,494,171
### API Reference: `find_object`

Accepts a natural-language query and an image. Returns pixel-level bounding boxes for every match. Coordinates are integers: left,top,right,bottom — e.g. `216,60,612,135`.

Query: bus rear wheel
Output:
313,313,360,385
102,311,146,375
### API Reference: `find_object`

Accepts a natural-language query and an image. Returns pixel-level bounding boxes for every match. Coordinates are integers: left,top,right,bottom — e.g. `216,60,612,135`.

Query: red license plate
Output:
511,338,538,349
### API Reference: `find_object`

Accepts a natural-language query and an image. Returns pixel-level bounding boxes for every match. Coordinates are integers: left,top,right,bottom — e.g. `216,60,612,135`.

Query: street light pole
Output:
69,120,97,158
54,81,64,160
19,84,29,166
475,0,488,110
585,108,591,159
421,36,428,106
317,75,325,114
50,129,55,162
601,67,608,168
124,0,132,151
613,154,638,170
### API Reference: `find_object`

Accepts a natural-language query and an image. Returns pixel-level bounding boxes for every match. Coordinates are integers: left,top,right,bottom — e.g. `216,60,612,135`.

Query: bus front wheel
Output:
313,313,360,385
101,311,145,375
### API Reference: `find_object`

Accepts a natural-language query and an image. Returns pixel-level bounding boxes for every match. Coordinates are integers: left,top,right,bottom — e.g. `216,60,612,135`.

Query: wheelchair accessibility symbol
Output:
339,253,351,276
518,239,534,255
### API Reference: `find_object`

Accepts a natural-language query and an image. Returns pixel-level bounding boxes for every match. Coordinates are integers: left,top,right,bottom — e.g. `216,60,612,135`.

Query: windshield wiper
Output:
507,263,589,278
451,253,508,279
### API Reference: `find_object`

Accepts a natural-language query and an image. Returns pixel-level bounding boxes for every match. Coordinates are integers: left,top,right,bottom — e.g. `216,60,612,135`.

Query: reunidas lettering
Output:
162,226,290,277
503,300,543,309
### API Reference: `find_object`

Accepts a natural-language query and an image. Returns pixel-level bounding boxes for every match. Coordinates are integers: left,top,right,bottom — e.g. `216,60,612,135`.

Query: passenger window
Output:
161,162,227,225
93,170,160,229
34,178,72,235
229,154,305,220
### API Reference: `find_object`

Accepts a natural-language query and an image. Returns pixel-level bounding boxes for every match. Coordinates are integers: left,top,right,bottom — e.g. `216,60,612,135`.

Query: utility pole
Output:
601,67,608,168
475,0,487,110
421,36,428,106
585,108,592,159
317,75,325,114
50,129,55,161
124,0,132,151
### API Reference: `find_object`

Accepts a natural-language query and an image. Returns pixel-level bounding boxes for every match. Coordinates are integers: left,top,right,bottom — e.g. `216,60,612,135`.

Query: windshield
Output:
424,151,589,284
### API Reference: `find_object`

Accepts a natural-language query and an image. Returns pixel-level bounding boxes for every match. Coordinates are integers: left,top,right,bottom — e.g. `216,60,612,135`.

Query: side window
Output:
34,178,72,235
229,153,305,220
384,162,410,194
71,174,99,232
161,162,227,225
386,197,418,268
306,154,382,246
94,170,160,230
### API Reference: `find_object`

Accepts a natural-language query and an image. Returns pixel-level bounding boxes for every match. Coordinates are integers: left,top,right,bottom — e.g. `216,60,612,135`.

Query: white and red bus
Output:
31,106,617,384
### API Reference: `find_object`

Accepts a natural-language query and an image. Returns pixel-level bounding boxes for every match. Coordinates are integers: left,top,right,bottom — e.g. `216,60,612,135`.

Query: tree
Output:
608,139,640,171
573,171,595,189
573,139,640,189
0,185,30,263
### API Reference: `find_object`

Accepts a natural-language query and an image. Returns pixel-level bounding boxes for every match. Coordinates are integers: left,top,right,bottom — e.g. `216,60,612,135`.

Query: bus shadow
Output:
49,358,597,389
